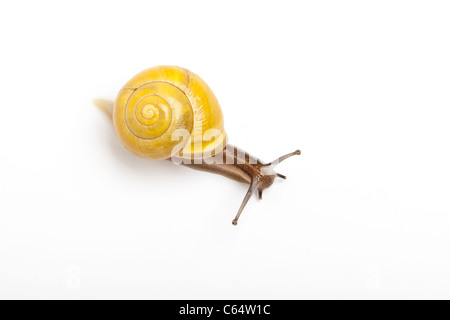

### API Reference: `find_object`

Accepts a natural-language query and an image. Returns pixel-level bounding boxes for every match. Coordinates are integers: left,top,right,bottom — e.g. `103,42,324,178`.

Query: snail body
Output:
96,66,300,225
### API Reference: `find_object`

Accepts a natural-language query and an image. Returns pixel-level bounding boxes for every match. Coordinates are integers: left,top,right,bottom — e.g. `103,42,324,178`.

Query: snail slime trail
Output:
96,65,301,225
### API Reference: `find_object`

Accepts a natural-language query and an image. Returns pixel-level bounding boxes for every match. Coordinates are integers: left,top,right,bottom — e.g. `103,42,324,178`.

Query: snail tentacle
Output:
232,179,256,226
276,173,287,180
231,148,301,225
264,149,301,167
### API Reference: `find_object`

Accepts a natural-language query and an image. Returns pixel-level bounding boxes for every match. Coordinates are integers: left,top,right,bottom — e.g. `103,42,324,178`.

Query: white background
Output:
0,0,449,299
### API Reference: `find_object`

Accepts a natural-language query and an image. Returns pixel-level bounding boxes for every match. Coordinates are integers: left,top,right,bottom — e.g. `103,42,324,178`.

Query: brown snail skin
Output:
95,66,300,225
178,146,300,225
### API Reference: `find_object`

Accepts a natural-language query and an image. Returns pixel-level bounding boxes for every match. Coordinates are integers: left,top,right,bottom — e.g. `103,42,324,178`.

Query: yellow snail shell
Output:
113,65,227,160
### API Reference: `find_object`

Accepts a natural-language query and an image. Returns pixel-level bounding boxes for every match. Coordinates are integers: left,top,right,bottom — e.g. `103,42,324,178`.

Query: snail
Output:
95,66,300,225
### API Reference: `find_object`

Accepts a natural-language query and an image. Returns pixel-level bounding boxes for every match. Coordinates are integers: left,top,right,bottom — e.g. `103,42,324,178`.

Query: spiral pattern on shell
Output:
113,66,227,160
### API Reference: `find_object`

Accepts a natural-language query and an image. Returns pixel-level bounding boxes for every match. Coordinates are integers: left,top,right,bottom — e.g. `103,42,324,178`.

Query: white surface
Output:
0,0,450,299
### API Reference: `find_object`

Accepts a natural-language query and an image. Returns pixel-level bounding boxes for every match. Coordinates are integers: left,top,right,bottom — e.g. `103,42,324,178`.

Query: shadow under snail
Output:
95,65,300,225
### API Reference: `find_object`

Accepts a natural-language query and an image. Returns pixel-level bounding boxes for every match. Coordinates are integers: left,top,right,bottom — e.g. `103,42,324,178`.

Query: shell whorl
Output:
113,66,227,160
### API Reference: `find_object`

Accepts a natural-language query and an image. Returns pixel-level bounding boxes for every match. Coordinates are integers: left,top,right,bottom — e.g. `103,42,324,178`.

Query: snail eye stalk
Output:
232,149,301,226
265,150,301,167
232,182,256,226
